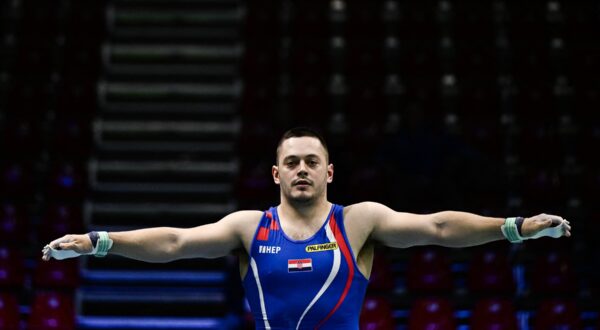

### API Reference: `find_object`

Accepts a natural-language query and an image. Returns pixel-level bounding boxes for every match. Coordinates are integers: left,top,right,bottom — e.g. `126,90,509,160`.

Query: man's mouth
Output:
294,180,311,186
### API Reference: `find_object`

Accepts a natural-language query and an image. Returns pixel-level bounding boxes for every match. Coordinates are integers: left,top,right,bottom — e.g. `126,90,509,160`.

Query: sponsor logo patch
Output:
258,245,281,254
305,242,338,253
288,258,313,273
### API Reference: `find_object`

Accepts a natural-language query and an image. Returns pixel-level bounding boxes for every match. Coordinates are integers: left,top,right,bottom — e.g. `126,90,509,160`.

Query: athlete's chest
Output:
253,229,339,266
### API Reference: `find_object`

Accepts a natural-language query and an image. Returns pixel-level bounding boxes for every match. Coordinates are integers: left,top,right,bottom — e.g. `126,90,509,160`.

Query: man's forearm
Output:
432,211,506,247
108,227,183,263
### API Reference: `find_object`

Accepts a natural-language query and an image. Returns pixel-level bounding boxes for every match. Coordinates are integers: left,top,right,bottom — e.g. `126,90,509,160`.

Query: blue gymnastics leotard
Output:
242,204,369,329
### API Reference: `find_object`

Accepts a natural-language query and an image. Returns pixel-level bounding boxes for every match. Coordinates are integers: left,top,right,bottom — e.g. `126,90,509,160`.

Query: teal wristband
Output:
94,231,113,257
501,217,524,243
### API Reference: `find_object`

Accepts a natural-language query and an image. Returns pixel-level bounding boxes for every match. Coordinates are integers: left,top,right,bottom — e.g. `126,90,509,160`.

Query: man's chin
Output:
289,193,314,204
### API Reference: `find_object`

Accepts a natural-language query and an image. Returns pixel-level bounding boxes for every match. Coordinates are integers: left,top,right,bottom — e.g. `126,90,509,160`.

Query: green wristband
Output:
501,217,524,243
94,231,114,257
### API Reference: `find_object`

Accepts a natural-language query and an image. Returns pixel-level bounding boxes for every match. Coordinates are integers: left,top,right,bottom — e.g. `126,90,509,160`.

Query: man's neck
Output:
278,198,332,226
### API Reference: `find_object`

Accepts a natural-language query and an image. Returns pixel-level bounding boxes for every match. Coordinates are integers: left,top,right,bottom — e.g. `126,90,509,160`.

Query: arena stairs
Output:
79,0,245,328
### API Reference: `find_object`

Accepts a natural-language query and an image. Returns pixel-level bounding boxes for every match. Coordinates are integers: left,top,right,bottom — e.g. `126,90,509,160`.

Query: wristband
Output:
92,231,113,257
501,217,523,243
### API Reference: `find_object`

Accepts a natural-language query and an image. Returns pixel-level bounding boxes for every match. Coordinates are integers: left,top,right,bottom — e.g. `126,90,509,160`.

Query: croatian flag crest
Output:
288,258,313,273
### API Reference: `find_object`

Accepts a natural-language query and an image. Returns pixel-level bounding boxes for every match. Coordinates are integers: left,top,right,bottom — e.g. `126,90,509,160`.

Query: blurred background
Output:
0,0,598,329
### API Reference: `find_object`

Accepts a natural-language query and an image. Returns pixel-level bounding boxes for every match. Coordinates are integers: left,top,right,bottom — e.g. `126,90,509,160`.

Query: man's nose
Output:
297,161,308,175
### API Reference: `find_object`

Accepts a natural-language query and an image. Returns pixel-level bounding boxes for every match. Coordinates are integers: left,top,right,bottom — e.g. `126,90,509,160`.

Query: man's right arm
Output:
42,210,261,263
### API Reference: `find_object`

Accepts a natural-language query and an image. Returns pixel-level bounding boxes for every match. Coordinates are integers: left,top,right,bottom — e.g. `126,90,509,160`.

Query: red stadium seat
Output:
467,247,515,295
534,299,582,330
33,259,80,291
0,293,20,330
29,292,75,330
406,247,453,294
360,295,395,330
408,297,455,330
531,251,578,295
0,247,25,289
471,298,518,330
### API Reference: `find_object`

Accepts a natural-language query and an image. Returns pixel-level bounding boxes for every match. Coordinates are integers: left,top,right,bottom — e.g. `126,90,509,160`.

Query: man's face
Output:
273,137,333,204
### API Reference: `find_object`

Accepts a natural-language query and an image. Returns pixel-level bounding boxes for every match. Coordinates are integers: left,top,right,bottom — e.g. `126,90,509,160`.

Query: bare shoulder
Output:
344,201,391,221
342,202,392,236
222,210,263,233
221,210,263,250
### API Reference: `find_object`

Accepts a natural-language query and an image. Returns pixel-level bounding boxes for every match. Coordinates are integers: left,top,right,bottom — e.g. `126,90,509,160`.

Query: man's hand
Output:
521,214,571,239
42,234,93,261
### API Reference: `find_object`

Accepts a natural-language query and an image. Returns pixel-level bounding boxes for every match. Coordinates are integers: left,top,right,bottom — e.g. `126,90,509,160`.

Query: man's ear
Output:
327,163,334,183
272,165,280,185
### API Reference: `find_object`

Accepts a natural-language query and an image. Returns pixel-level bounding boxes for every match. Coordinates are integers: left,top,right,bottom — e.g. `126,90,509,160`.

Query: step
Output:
95,120,240,141
92,182,232,203
110,0,240,9
104,44,243,64
92,160,238,179
89,202,236,226
84,252,229,271
98,81,242,102
77,316,231,330
100,101,237,119
106,63,237,82
95,141,235,159
93,182,231,193
82,269,226,285
111,9,243,26
81,287,226,304
79,286,228,317
110,26,241,43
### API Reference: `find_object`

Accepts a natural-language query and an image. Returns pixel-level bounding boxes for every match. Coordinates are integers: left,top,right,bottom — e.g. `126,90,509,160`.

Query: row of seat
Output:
369,246,579,297
1,203,83,246
360,295,590,330
0,248,80,291
0,162,87,202
0,291,76,330
2,1,100,329
243,37,595,76
244,0,600,38
0,117,92,158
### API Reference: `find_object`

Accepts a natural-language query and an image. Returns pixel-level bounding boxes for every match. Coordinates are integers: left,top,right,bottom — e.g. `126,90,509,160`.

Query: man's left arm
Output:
361,202,571,248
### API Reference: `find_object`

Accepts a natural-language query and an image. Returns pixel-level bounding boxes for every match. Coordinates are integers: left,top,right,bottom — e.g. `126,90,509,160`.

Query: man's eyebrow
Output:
282,154,321,161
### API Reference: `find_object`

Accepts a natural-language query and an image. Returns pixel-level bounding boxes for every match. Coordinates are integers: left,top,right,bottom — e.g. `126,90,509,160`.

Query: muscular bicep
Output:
368,203,440,248
177,211,260,259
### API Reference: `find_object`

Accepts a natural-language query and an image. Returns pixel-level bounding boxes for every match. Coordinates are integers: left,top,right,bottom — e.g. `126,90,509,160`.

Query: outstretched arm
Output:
359,202,571,248
42,210,261,262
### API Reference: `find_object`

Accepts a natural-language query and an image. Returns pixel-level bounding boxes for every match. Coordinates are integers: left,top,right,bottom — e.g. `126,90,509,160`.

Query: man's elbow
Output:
161,230,184,262
429,213,450,245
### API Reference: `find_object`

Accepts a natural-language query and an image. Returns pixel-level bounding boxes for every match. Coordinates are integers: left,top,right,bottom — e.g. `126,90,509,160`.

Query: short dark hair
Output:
275,127,329,164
